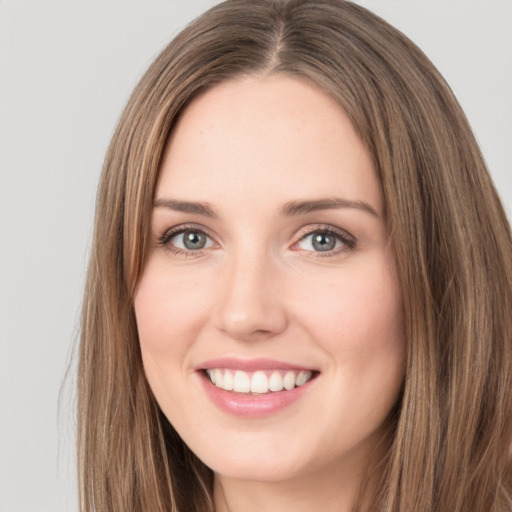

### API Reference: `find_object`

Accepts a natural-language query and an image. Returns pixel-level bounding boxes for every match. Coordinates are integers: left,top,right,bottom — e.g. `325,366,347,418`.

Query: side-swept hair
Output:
78,1,512,510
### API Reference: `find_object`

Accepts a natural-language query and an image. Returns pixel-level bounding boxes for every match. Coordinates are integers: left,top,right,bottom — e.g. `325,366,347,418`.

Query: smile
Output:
197,359,319,417
205,368,314,394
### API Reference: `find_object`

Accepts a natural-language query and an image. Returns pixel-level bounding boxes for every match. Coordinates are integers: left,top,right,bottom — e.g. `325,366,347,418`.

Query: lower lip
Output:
198,372,315,418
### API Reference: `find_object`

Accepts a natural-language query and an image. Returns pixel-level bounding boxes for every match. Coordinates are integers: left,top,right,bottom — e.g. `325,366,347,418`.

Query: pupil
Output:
184,231,205,250
312,233,335,251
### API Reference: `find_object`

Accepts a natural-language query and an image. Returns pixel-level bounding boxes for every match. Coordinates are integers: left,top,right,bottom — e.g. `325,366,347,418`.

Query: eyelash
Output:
294,225,356,257
158,224,214,258
157,223,356,258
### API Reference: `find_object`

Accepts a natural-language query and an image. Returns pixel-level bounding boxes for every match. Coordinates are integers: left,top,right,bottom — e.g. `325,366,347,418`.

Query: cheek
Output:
133,261,213,417
292,257,405,373
303,259,405,427
134,260,212,355
302,260,402,327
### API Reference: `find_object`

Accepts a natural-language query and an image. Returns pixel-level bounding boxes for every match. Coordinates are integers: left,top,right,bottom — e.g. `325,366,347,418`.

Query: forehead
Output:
156,75,382,216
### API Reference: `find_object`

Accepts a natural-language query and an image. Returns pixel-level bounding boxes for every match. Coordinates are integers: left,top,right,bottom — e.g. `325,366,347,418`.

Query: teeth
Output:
223,370,234,391
214,369,223,388
206,368,313,394
283,371,295,390
296,370,309,386
251,371,268,393
269,371,284,392
233,371,251,392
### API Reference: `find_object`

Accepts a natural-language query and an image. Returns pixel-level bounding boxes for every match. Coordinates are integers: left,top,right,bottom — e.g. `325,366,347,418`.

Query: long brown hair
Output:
78,1,512,510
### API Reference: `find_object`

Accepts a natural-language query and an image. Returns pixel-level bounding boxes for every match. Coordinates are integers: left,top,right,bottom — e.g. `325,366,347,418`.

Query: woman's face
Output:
134,75,405,485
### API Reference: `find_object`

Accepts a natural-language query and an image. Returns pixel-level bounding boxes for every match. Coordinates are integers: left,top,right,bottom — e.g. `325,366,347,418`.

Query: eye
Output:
160,227,215,253
295,228,355,254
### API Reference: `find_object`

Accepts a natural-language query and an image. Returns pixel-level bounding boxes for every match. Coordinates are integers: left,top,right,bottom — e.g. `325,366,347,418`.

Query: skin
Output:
134,75,406,512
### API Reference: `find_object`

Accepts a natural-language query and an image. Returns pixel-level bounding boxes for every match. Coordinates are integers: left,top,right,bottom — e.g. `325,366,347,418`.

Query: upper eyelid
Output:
161,223,215,239
295,224,355,242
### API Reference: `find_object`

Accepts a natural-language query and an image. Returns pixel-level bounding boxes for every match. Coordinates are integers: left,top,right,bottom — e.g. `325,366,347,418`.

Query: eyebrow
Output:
280,197,379,218
153,196,379,218
153,198,218,218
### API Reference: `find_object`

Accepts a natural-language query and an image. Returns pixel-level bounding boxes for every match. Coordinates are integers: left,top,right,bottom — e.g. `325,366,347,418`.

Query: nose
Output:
212,251,288,342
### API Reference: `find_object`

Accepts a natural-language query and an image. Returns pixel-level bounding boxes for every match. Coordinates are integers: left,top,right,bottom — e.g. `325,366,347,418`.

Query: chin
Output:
181,429,312,482
207,456,307,483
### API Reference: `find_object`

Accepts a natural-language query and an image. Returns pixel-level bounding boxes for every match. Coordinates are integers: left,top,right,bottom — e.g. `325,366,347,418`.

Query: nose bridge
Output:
214,244,287,340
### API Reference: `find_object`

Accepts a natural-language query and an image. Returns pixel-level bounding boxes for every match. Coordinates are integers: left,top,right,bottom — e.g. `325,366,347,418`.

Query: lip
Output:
195,357,316,372
195,358,318,418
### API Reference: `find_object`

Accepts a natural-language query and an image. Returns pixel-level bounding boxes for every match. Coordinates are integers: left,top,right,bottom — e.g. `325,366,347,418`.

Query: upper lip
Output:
195,357,317,372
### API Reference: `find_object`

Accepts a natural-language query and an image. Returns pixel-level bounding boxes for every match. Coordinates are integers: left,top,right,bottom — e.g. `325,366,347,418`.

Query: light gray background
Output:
0,1,510,511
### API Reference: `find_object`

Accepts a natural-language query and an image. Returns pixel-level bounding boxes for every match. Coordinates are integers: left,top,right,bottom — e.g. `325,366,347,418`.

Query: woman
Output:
78,0,512,510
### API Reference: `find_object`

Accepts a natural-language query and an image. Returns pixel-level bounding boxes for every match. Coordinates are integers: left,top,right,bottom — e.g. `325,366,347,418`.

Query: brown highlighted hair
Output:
78,0,512,510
